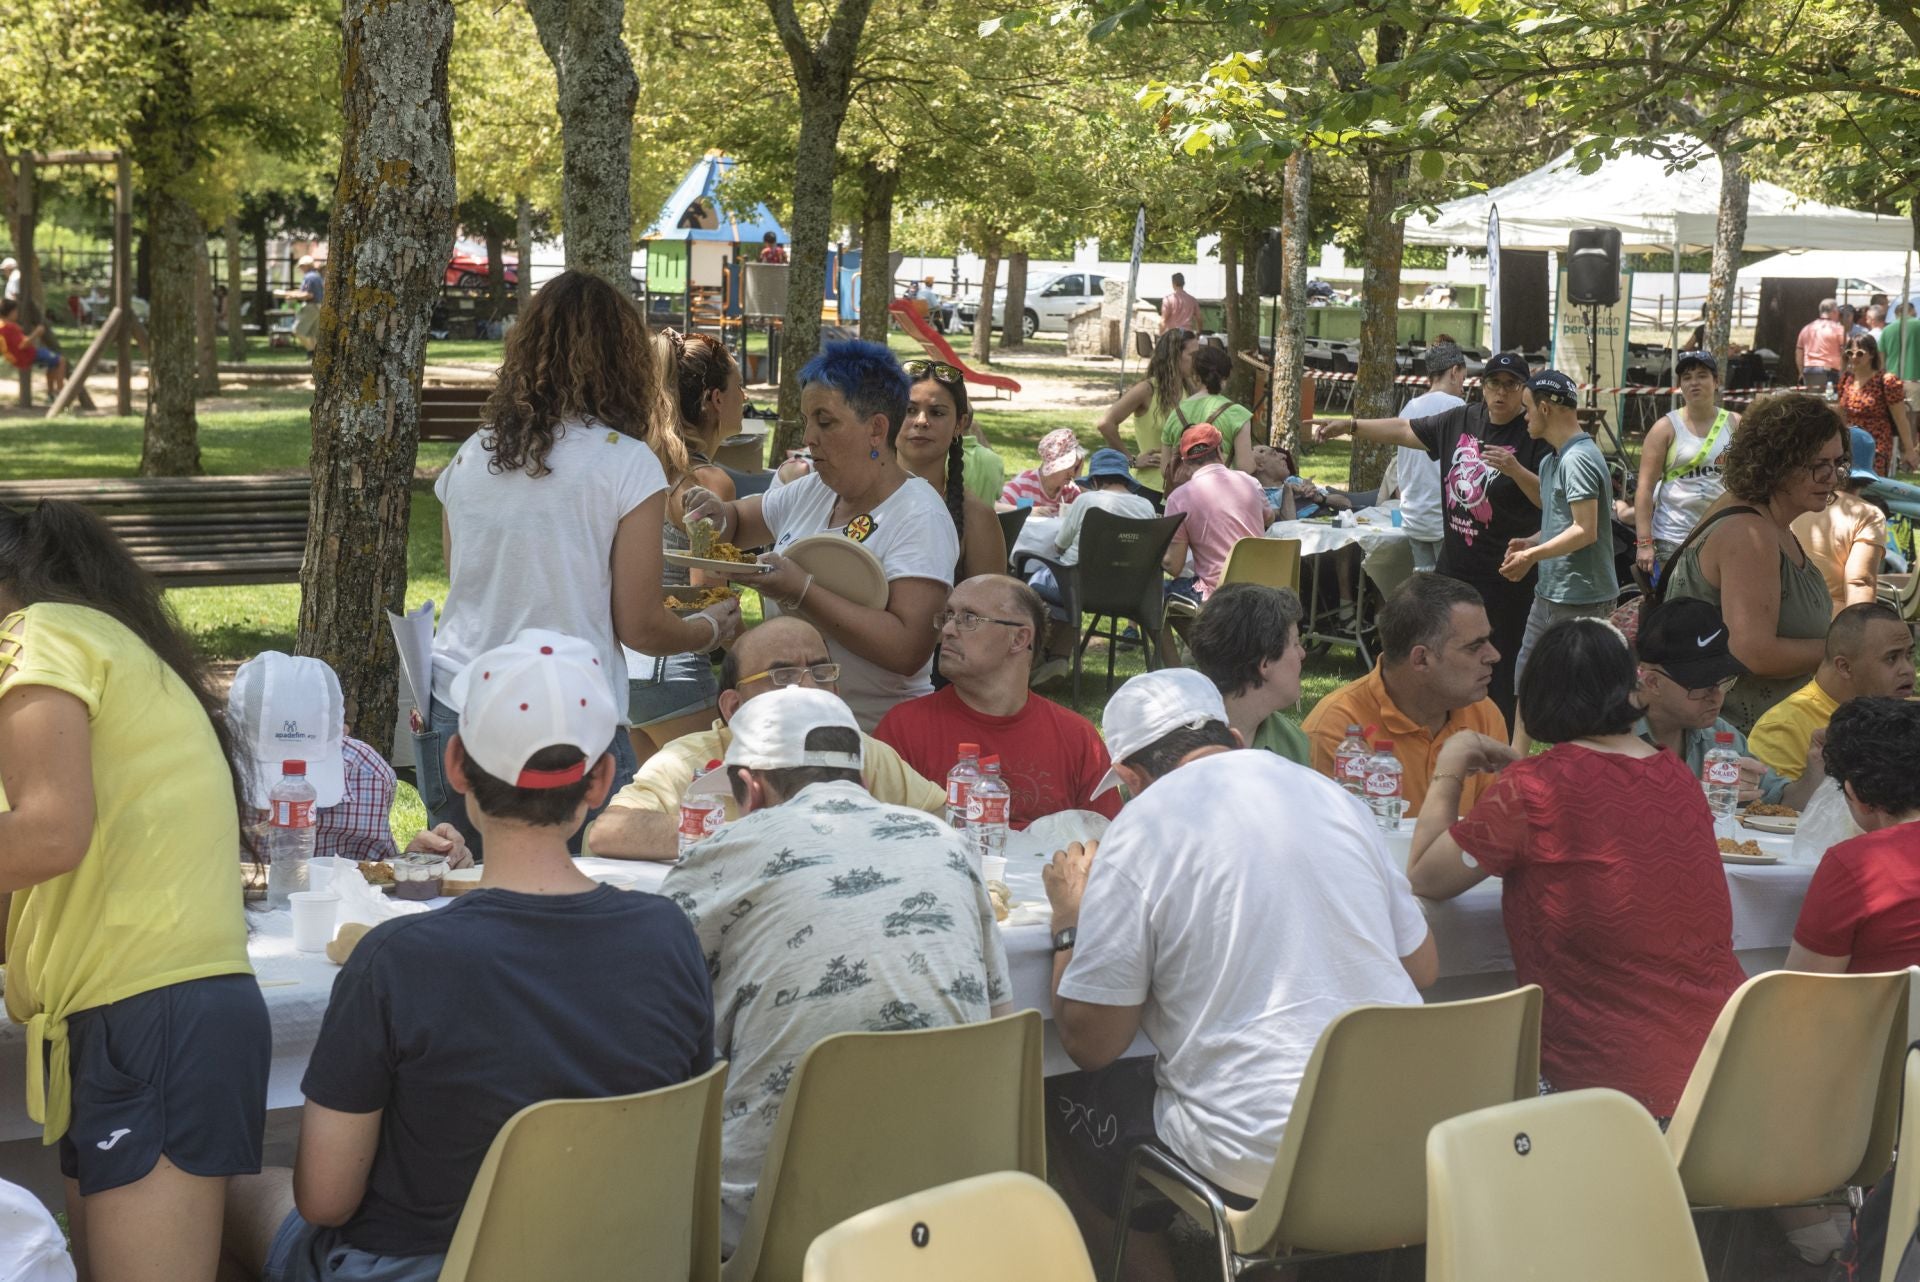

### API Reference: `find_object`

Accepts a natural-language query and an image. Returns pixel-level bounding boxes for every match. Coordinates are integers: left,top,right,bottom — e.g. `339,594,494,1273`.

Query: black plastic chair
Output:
996,505,1032,568
1014,509,1186,706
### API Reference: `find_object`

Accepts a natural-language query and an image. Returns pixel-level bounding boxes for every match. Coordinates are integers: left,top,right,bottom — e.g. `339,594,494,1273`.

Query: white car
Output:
955,270,1108,338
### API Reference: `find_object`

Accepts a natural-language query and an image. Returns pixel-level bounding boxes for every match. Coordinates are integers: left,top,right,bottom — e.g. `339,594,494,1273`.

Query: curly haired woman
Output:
1661,392,1841,729
426,271,741,854
1094,326,1199,491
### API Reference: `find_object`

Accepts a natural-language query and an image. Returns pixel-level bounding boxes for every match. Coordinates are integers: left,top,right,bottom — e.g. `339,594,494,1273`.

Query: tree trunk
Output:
857,162,898,344
195,235,220,396
1349,151,1408,491
972,239,1002,364
298,0,457,743
1273,149,1312,452
252,212,271,345
1704,135,1749,369
772,94,850,452
483,220,508,325
1227,225,1262,410
224,211,247,361
5,152,38,407
526,0,637,289
1000,249,1028,350
515,194,534,311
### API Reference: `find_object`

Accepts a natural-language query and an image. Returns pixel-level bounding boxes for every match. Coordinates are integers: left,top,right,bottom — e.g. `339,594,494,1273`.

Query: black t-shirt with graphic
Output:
1410,403,1554,584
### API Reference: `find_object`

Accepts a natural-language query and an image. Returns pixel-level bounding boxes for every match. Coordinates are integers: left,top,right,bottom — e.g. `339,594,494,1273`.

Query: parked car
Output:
445,253,518,289
955,270,1108,338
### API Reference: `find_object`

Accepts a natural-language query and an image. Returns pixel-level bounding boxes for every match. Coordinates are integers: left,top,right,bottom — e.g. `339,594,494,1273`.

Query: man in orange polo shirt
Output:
1303,573,1508,813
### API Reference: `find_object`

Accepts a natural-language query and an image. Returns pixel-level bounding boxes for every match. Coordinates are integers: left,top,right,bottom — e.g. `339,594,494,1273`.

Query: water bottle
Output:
678,759,727,859
1364,741,1406,831
266,759,317,908
966,755,1010,877
945,743,982,832
1703,732,1742,823
1333,724,1371,797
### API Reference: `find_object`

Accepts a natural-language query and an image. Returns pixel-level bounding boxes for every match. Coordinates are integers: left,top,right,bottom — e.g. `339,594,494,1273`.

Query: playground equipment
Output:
888,300,1021,398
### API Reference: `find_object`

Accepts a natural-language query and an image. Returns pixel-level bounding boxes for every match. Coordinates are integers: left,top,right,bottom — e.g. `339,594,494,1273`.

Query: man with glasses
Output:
1749,601,1917,781
875,575,1122,824
1632,600,1822,809
587,617,944,861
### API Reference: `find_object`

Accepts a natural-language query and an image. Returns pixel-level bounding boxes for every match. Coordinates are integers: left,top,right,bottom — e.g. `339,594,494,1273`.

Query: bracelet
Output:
790,573,815,612
690,611,720,651
1430,771,1466,784
1635,538,1654,547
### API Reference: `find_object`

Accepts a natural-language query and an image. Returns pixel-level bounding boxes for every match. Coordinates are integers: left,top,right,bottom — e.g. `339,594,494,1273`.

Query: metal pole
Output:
115,153,132,416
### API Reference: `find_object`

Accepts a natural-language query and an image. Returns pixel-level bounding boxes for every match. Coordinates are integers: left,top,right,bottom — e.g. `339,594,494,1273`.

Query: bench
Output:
418,383,492,443
0,475,311,588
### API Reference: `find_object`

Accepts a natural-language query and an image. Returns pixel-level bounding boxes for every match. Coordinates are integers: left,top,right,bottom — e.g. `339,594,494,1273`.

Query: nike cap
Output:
1635,598,1749,689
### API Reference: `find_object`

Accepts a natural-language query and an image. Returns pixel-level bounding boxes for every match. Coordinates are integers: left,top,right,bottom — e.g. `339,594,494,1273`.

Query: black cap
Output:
1526,369,1580,408
1636,598,1749,688
1482,351,1531,384
1675,350,1718,378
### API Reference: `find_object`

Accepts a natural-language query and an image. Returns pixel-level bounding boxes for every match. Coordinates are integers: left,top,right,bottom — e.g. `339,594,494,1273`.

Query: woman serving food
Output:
685,340,958,730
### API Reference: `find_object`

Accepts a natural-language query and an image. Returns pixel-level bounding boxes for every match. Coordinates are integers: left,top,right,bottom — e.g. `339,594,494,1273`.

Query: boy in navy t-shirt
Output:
221,630,714,1282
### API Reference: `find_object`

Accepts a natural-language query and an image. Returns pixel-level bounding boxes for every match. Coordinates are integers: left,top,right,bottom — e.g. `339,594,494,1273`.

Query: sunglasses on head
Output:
905,360,964,385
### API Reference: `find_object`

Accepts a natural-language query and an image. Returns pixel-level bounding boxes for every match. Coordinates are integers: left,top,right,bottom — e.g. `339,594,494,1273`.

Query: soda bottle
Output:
1364,741,1406,831
1703,732,1742,822
677,759,727,859
966,755,1010,877
1333,724,1371,797
945,743,982,832
266,759,317,908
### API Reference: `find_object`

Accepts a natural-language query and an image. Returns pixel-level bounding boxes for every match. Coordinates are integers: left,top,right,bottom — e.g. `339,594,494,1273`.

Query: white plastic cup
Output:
289,891,340,953
307,859,337,894
981,854,1008,884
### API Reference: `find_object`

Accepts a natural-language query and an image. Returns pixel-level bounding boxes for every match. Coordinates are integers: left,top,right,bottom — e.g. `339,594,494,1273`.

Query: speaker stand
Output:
1579,300,1629,472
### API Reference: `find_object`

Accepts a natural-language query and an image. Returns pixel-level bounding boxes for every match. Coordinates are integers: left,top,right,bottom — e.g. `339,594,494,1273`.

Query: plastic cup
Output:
1390,508,1404,528
289,891,340,953
307,859,336,894
981,854,1008,884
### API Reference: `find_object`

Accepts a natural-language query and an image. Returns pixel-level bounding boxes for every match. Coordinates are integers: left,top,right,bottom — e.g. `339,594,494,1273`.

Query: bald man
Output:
1749,601,1917,780
874,575,1122,825
587,617,944,861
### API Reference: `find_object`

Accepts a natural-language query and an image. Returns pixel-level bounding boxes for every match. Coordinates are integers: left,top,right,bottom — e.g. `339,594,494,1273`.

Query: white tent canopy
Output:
1407,136,1913,254
1741,248,1919,292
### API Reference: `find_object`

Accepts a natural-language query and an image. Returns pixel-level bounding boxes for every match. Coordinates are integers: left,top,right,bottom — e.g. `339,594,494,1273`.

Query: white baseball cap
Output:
448,629,617,788
723,686,864,774
1092,669,1229,796
0,258,15,273
229,652,348,807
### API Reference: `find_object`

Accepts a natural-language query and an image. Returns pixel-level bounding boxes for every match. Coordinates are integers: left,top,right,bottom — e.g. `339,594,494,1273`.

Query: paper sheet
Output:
385,599,436,722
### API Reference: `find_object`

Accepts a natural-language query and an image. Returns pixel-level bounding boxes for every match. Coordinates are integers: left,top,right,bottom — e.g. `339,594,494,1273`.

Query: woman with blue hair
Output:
689,340,959,729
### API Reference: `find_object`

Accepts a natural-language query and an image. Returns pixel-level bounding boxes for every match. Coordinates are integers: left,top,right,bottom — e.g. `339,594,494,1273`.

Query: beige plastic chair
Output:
800,1171,1094,1282
438,1061,728,1282
1666,969,1907,1209
725,1011,1046,1282
1879,1045,1920,1282
1218,537,1302,593
1111,986,1542,1281
1426,1088,1709,1282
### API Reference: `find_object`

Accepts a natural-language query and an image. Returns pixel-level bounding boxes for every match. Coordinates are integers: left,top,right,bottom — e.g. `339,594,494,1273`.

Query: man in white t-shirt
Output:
1393,343,1466,570
1041,669,1436,1266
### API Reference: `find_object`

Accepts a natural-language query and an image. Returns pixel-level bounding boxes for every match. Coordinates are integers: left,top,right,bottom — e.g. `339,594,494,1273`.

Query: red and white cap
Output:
1092,668,1229,796
448,629,617,789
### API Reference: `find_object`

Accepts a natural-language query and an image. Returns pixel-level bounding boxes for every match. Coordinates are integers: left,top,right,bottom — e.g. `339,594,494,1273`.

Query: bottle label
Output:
270,798,315,828
947,780,971,809
1705,760,1741,786
678,800,724,841
1364,770,1400,799
968,794,1009,826
1337,752,1367,780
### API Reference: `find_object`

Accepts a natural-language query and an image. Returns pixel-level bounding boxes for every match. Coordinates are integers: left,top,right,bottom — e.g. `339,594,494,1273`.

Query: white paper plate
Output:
783,534,888,610
664,551,773,576
1739,814,1800,835
1002,902,1050,929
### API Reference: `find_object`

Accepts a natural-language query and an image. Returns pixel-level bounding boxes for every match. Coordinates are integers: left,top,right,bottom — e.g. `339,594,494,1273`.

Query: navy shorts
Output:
57,973,271,1195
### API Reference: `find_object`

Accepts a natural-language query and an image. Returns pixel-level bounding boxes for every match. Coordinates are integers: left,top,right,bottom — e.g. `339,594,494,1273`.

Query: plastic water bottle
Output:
967,755,1010,877
678,760,727,859
1703,732,1742,823
266,759,317,908
1333,724,1371,797
945,743,982,832
1364,741,1406,831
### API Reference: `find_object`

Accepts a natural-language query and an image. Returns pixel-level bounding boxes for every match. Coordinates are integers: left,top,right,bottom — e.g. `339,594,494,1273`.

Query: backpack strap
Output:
1651,503,1761,606
1662,408,1730,483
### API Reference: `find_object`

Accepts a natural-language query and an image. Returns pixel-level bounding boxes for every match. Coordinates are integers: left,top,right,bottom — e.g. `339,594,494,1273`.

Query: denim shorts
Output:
627,650,719,727
264,1213,443,1282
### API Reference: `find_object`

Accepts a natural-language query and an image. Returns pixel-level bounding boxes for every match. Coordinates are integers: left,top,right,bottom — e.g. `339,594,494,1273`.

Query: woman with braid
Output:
898,359,1008,581
1095,326,1199,492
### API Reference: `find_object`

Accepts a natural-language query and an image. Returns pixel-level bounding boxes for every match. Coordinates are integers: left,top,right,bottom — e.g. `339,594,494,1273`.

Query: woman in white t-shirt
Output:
427,272,741,852
688,340,958,729
1633,350,1739,572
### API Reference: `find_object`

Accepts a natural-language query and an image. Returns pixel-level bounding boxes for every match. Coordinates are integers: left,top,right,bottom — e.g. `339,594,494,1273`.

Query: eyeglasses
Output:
905,360,964,385
736,662,841,689
935,608,1027,634
1648,667,1739,700
1846,348,1868,359
1804,459,1841,483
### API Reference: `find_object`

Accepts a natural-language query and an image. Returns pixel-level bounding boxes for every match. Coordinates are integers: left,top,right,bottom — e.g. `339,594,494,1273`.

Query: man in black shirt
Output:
1313,351,1549,723
219,631,715,1282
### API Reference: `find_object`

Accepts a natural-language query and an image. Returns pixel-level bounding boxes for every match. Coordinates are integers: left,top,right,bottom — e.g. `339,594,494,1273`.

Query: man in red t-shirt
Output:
875,575,1121,827
1787,697,1920,973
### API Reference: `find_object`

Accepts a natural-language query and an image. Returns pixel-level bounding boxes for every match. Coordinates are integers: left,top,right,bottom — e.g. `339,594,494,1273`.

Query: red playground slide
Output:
888,300,1022,396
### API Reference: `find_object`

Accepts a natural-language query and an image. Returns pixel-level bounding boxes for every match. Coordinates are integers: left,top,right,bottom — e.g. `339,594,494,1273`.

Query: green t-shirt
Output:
961,436,1006,506
1882,317,1920,381
1164,393,1253,456
1252,710,1312,765
1536,432,1619,606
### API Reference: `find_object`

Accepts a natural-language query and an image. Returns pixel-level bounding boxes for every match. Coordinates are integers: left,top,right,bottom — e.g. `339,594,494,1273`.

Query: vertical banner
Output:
1486,204,1502,354
1551,268,1633,444
1120,203,1147,379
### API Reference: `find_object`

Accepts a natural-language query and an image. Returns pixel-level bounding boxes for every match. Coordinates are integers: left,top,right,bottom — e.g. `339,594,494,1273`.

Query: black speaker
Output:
1256,229,1283,296
1567,227,1622,306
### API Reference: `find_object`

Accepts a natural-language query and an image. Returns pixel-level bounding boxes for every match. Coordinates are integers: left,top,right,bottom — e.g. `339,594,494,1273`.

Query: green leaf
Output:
1418,150,1446,181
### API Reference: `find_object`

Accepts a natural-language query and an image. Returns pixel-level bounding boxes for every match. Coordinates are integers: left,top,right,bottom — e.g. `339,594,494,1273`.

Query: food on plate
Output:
686,518,752,565
987,880,1012,923
1717,837,1765,858
391,853,448,901
442,867,484,897
358,860,395,886
326,921,371,965
665,583,739,612
1743,802,1799,818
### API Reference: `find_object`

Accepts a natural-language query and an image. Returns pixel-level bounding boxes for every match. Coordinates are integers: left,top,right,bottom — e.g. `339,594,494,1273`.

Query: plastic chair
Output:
800,1171,1094,1282
1218,537,1301,592
1426,1089,1709,1282
438,1061,729,1282
1666,969,1907,1210
725,1011,1046,1282
1878,1044,1920,1282
1878,568,1920,623
1110,986,1542,1282
996,505,1032,566
1013,510,1186,706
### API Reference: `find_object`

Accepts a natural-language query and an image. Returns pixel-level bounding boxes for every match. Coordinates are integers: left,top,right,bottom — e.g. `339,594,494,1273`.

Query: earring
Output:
870,448,880,460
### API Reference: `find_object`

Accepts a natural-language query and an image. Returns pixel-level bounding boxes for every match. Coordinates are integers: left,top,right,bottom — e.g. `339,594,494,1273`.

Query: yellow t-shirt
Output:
607,720,946,823
1747,677,1841,780
0,603,251,1142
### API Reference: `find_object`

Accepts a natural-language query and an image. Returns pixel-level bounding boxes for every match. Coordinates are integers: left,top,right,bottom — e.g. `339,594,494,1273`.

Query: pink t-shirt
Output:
1798,318,1845,371
1162,463,1268,596
1160,289,1200,334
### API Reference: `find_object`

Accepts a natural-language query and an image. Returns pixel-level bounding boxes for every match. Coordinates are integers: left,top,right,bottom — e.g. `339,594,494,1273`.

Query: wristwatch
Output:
1052,926,1078,953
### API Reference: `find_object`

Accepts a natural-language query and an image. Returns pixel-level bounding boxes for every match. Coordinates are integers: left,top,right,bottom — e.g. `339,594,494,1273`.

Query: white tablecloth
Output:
1267,505,1415,596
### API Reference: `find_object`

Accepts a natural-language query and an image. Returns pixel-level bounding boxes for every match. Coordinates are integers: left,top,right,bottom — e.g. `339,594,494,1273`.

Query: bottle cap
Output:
981,755,1001,769
1346,724,1362,734
958,743,979,757
1374,740,1394,751
281,759,307,776
1714,732,1734,744
704,759,722,772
